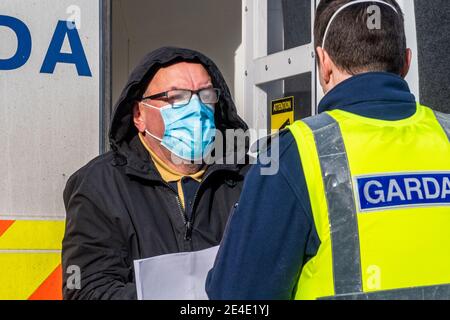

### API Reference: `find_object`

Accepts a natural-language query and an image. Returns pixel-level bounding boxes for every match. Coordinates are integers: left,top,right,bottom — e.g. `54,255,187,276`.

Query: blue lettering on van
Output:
356,173,450,212
0,16,91,77
0,15,32,70
40,20,92,77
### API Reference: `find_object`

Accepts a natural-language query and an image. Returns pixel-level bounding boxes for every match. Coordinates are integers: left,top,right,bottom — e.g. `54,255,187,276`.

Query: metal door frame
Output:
243,0,317,133
100,0,112,153
242,0,420,134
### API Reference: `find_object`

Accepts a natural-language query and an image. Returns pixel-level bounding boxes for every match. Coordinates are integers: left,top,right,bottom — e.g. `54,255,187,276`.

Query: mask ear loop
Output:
140,102,164,142
144,129,163,143
321,0,399,49
141,101,160,110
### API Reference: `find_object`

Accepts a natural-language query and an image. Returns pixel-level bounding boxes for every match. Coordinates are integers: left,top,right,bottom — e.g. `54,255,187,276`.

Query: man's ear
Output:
133,103,146,133
316,47,332,85
400,48,413,79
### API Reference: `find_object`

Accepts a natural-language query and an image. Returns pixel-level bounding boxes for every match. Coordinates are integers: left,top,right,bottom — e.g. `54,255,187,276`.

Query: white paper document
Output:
134,246,219,300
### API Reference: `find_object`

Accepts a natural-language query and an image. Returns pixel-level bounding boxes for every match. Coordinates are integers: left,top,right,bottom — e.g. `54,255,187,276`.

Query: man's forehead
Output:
153,62,211,81
149,62,212,87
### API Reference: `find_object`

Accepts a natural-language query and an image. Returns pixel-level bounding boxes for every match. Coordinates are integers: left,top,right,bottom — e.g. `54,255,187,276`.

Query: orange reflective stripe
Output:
0,220,15,237
0,220,64,250
28,264,63,300
0,220,64,300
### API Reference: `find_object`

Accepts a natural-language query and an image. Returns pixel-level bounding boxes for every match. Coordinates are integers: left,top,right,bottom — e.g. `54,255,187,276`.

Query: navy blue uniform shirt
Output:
206,72,417,300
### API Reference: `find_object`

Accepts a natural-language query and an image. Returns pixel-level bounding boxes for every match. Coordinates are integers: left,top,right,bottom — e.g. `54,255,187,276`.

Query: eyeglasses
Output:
141,88,221,107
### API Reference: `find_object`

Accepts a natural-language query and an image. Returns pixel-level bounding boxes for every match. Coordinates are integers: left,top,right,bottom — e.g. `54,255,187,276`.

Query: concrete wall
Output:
415,0,450,114
111,0,242,111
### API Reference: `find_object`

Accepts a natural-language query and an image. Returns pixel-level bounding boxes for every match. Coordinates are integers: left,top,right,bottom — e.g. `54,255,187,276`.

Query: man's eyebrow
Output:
165,84,213,91
199,83,214,90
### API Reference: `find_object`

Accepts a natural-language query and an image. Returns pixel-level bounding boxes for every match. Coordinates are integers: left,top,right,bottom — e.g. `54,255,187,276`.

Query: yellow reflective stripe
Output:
328,102,426,127
0,220,64,299
0,253,61,300
329,105,450,292
288,122,329,237
302,113,363,295
290,104,450,299
288,121,335,300
0,220,65,250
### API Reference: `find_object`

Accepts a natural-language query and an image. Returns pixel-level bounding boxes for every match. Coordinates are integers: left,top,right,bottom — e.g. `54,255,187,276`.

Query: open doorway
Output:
111,0,242,109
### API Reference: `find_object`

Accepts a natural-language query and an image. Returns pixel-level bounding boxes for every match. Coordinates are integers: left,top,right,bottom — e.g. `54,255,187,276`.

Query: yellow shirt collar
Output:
138,133,205,183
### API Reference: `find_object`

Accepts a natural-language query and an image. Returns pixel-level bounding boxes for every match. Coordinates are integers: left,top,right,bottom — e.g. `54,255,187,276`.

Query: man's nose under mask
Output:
142,95,216,161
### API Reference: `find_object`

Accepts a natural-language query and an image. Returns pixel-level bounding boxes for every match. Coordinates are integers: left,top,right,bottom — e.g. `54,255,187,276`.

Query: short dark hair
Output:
314,0,407,75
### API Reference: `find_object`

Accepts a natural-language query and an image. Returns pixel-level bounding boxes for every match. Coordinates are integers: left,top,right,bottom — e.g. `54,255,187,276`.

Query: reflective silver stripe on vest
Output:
303,113,363,295
434,111,450,142
320,283,450,300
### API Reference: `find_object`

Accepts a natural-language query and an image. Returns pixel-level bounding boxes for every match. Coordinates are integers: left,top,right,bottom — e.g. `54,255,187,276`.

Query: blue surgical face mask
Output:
142,95,216,161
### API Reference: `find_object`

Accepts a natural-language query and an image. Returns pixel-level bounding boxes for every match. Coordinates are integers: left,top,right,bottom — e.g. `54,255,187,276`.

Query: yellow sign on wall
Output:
271,96,295,130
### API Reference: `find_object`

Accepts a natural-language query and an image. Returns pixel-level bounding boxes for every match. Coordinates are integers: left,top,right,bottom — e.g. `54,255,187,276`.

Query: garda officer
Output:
206,0,450,300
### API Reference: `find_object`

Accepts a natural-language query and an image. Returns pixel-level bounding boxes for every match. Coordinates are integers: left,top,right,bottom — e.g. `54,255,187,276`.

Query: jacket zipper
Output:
174,194,194,241
162,182,189,239
163,166,236,242
184,168,220,241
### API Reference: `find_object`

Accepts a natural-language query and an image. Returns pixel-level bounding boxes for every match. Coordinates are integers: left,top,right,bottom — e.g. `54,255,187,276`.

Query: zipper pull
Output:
184,221,193,241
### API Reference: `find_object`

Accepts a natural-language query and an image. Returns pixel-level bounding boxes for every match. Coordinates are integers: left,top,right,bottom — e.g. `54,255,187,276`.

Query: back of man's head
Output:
314,0,406,75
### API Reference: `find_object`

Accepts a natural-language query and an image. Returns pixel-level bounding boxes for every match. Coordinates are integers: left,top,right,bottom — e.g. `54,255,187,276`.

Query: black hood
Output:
109,47,249,153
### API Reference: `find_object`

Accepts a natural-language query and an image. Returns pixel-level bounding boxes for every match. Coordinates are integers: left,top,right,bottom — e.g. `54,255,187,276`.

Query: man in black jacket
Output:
62,47,249,300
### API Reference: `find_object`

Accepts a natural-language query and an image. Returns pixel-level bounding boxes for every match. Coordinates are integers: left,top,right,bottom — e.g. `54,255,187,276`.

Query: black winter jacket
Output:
62,47,250,300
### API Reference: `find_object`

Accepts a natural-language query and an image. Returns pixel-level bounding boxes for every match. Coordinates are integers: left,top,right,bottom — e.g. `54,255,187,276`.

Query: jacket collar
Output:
318,72,417,119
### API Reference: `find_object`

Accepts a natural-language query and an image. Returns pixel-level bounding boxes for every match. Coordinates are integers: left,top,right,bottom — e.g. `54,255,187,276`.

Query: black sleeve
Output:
206,131,320,300
62,175,137,300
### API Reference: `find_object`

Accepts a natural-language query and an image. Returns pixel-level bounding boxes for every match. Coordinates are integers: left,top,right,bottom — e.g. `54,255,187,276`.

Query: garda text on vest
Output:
355,172,450,212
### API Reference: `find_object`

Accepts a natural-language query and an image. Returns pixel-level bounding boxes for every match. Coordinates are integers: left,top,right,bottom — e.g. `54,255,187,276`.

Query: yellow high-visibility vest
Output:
288,104,450,300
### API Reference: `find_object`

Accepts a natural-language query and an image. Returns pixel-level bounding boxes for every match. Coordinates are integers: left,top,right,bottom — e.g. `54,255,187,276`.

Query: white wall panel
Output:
0,0,101,219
